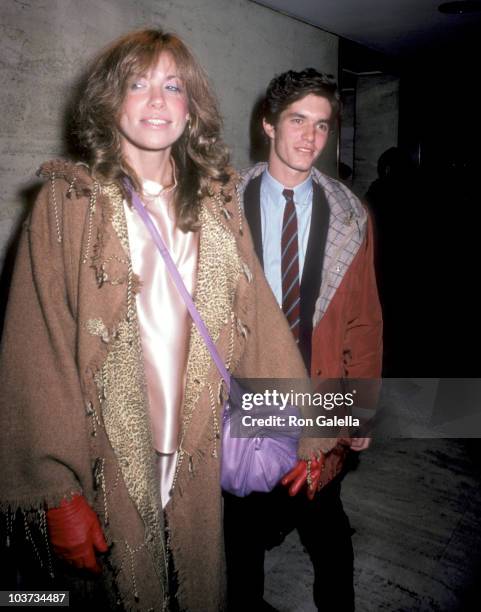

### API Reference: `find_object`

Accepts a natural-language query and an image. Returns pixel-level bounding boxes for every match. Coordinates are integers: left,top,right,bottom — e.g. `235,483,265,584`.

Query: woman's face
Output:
118,52,189,158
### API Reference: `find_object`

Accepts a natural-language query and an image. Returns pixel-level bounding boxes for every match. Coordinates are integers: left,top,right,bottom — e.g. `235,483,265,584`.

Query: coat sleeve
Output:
0,181,92,512
343,212,383,378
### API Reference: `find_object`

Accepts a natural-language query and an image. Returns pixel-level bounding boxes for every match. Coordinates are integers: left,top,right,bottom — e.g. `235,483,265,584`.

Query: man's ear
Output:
262,117,275,140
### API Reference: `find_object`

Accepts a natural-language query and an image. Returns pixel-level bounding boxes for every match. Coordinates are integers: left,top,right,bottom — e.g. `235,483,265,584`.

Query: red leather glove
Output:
47,494,108,573
281,455,325,500
282,442,351,499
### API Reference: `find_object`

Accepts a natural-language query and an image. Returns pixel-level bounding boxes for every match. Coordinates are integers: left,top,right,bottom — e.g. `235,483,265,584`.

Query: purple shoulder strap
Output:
125,182,231,391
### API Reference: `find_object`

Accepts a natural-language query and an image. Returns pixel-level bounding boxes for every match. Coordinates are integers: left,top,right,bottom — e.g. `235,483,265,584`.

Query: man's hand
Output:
281,455,325,500
47,494,108,573
349,437,371,451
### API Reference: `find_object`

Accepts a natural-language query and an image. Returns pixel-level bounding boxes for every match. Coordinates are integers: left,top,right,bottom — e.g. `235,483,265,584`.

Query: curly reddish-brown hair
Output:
75,28,230,231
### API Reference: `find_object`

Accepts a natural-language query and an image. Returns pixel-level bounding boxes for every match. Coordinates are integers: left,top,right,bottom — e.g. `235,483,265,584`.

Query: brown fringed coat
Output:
0,161,308,611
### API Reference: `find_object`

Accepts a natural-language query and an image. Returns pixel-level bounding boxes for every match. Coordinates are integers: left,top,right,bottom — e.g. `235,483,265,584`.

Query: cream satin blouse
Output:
124,178,198,506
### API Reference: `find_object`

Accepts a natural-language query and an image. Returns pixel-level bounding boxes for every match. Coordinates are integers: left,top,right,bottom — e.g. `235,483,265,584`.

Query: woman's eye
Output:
130,80,146,90
166,82,182,93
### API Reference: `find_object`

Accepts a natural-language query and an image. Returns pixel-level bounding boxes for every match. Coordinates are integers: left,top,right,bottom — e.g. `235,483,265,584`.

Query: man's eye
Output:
318,123,329,132
292,118,302,124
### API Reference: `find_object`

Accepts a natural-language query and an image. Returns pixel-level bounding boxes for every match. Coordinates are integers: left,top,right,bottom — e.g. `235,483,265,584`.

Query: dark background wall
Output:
340,34,480,377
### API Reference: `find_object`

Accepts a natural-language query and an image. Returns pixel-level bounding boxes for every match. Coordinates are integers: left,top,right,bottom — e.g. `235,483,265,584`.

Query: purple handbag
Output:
220,377,299,496
127,183,299,497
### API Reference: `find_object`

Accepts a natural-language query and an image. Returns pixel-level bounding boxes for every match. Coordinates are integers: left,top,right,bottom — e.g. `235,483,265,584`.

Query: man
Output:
224,69,382,611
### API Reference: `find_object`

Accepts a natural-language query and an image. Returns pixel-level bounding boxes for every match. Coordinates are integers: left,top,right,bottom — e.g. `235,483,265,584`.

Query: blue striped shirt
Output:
260,169,313,306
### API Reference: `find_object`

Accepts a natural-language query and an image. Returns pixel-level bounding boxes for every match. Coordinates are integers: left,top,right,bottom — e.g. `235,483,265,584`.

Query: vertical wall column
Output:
353,73,400,197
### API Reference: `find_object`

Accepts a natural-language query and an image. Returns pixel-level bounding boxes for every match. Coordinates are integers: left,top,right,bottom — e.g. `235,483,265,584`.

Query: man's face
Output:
263,94,332,178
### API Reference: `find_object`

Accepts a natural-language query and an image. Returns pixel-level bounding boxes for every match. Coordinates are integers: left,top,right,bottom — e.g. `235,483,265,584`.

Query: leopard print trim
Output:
173,201,243,485
95,317,167,585
86,318,110,343
103,183,130,254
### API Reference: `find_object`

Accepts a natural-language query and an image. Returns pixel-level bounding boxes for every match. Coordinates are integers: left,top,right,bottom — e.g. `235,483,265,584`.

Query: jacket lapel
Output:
299,182,330,368
243,174,264,267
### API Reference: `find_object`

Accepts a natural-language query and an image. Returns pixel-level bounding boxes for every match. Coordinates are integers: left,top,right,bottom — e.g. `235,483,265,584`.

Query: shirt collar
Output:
263,168,313,207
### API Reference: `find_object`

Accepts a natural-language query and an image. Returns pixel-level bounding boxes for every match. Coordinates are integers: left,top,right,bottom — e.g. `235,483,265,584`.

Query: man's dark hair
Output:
262,68,339,127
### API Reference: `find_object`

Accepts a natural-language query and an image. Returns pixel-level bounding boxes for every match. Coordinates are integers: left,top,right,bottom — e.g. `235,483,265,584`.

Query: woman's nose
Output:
149,86,166,108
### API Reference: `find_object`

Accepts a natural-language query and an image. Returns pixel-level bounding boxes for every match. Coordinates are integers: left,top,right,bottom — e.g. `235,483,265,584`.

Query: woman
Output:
0,29,306,611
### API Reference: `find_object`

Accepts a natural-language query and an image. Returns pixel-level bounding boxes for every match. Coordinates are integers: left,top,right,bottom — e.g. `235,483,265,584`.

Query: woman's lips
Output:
141,118,170,128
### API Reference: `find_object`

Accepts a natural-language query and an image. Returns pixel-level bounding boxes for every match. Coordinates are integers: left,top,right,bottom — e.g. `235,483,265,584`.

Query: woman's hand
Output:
281,455,325,500
47,494,108,573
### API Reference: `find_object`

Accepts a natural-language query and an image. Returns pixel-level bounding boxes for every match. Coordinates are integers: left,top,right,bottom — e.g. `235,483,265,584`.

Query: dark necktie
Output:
281,189,300,342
